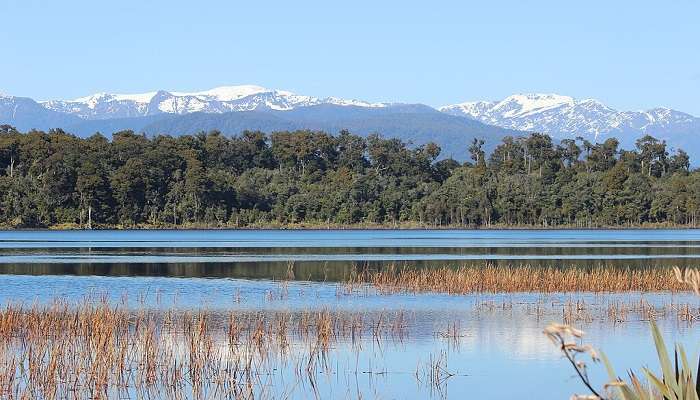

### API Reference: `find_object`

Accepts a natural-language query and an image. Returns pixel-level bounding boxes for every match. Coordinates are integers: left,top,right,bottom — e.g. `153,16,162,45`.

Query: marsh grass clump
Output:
0,300,417,399
348,265,688,294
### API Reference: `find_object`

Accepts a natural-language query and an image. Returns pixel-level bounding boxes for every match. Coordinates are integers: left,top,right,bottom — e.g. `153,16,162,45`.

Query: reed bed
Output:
346,265,688,294
1,266,699,400
0,300,415,400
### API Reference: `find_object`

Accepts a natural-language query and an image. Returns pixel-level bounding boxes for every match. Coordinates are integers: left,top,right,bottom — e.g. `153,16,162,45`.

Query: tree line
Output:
0,124,697,228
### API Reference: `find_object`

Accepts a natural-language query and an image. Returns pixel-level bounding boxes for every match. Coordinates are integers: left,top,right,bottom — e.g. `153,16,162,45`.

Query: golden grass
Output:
0,300,414,399
346,265,689,294
1,262,699,399
0,291,698,398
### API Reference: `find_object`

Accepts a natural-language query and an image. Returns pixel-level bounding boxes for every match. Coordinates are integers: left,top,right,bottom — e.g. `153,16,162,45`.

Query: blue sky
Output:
1,0,699,114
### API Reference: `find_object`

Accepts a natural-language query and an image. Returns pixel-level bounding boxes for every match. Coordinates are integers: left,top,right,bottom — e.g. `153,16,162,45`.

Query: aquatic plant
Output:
0,300,420,399
348,265,688,293
548,267,700,400
546,320,700,400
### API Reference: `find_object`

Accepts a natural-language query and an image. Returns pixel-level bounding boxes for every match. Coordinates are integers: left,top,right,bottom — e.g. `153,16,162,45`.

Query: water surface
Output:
1,229,699,399
3,229,700,279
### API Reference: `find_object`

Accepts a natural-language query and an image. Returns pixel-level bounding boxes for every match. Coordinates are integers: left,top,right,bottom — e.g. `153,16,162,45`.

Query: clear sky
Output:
1,0,699,114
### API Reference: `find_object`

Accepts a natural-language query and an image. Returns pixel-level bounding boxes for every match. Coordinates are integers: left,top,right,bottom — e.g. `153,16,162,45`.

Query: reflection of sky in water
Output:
2,275,698,399
2,230,700,398
2,274,698,311
7,253,700,263
4,230,700,273
2,228,700,248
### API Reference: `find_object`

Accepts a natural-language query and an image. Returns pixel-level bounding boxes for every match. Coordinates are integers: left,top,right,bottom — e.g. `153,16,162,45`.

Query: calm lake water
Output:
1,229,699,399
3,229,700,279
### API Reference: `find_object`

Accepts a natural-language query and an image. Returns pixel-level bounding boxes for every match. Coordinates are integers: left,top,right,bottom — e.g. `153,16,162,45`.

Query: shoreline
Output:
2,222,700,232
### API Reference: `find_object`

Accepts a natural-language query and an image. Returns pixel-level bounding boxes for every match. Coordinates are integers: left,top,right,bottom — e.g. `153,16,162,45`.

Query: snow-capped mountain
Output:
3,87,700,160
40,85,388,120
34,88,700,141
440,93,699,142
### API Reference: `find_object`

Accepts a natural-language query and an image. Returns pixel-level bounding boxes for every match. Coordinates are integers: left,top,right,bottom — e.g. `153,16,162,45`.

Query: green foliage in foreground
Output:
550,320,700,400
552,269,700,399
0,124,697,228
602,320,700,400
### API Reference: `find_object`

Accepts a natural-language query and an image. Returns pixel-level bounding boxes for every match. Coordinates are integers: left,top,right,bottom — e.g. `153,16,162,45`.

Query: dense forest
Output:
0,124,697,228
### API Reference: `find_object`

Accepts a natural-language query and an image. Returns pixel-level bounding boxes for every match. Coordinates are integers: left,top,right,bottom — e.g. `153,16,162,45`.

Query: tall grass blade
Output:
650,320,681,397
643,367,673,400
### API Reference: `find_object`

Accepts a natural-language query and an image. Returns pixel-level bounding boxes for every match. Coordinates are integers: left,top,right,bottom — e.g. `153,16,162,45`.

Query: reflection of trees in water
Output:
3,241,700,280
0,257,695,282
4,243,700,258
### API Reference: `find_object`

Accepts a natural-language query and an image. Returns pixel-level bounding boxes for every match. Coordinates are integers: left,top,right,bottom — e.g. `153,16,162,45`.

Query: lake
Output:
4,229,700,279
0,229,699,399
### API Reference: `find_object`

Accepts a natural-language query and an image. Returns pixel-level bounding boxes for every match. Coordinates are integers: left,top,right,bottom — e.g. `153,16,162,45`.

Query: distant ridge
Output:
62,104,524,160
1,86,699,160
440,93,700,149
39,85,389,120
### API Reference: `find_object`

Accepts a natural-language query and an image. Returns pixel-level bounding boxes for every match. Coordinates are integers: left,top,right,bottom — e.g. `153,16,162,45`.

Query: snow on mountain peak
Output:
30,86,697,142
440,93,699,140
38,85,387,119
494,93,574,117
171,85,270,102
323,96,388,108
439,100,495,118
70,91,160,108
440,93,576,120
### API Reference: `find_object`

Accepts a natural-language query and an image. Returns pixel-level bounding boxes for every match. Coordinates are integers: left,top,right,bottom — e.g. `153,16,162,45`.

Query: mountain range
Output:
1,85,698,160
440,93,700,150
39,85,389,119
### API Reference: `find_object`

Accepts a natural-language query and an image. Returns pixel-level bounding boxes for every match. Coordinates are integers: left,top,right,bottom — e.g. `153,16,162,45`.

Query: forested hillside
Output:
0,125,696,228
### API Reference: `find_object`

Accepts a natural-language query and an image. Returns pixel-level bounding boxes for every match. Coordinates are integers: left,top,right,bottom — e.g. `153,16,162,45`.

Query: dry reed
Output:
0,300,413,399
346,265,688,294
